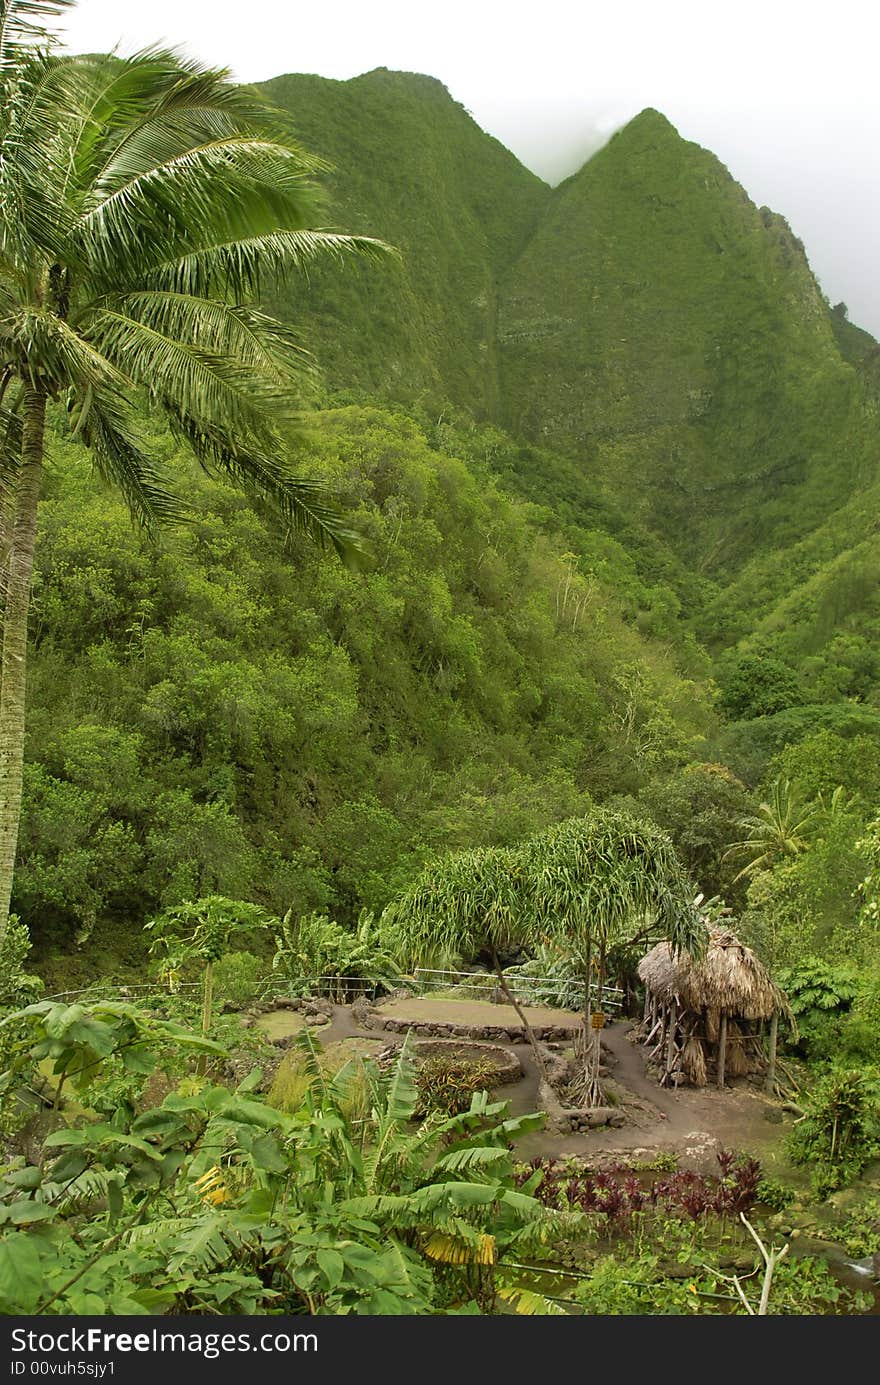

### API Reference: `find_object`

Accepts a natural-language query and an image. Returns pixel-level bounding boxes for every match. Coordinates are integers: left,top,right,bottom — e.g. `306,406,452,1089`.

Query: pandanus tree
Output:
0,0,390,942
383,845,548,1075
522,810,705,1104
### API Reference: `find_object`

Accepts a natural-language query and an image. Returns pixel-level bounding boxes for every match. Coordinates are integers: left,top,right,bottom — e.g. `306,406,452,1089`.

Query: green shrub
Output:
755,1177,795,1211
839,972,880,1064
415,1056,498,1115
838,1197,880,1257
268,1040,375,1123
0,916,43,1008
270,909,400,1000
214,951,265,1009
788,1067,880,1192
777,956,859,1062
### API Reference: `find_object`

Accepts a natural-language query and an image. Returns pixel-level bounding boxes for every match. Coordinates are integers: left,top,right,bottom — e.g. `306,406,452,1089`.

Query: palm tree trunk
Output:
201,959,215,1038
0,385,46,943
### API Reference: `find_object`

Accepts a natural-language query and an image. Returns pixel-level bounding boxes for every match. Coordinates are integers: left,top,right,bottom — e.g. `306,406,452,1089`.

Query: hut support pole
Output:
665,1000,678,1081
764,1013,778,1094
717,1013,727,1089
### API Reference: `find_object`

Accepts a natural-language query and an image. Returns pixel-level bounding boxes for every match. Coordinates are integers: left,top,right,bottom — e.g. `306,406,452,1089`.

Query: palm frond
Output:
78,137,322,282
77,389,184,530
86,307,292,440
99,292,311,383
169,414,366,563
142,229,395,301
10,307,129,394
88,56,328,190
0,1,71,75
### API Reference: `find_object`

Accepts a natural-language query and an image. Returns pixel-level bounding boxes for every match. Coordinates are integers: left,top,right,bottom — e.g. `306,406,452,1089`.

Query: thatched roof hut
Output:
637,926,792,1091
638,927,792,1023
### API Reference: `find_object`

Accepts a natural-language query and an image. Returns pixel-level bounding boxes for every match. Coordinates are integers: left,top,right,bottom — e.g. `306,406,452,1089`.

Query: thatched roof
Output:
638,926,792,1023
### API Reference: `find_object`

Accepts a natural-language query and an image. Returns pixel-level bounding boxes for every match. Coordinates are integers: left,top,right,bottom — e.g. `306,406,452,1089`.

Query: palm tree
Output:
724,779,821,884
384,845,549,1074
0,1,389,941
521,809,704,1104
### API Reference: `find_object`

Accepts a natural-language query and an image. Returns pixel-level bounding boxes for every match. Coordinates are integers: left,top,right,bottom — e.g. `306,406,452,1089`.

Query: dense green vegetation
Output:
23,405,714,985
0,997,873,1316
2,0,880,1322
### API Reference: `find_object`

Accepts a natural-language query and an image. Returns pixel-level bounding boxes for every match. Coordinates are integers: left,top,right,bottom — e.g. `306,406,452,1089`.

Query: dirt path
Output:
513,1022,792,1170
293,1006,791,1172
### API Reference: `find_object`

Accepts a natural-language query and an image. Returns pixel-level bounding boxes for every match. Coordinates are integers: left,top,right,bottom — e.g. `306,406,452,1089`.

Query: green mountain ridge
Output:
254,72,880,698
499,107,878,568
261,67,548,415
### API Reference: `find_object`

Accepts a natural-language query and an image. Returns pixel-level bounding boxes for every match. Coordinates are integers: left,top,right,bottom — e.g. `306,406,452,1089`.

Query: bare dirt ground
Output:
375,995,582,1030
512,1022,792,1172
303,1002,793,1172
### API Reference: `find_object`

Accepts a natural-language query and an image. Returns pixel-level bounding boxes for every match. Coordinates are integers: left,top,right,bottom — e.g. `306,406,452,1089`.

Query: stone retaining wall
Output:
362,1012,579,1043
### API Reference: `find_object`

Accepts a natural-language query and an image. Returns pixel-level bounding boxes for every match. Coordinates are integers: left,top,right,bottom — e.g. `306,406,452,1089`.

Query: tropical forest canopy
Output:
19,66,880,997
3,6,880,1322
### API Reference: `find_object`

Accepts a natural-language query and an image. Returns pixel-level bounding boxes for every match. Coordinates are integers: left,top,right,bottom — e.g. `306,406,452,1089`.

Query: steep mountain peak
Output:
499,101,871,568
259,68,548,413
561,105,719,195
619,106,681,136
354,67,453,99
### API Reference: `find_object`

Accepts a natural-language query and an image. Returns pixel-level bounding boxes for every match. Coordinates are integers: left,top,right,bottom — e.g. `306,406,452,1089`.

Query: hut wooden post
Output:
643,988,651,1024
717,1013,727,1089
665,1000,678,1080
764,1012,778,1093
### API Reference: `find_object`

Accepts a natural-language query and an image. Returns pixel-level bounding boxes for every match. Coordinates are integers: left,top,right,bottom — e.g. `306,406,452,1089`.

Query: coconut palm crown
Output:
0,0,391,939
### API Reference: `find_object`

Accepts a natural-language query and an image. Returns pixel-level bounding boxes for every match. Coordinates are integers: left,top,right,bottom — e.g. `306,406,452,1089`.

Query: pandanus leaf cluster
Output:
385,809,705,1095
387,809,704,973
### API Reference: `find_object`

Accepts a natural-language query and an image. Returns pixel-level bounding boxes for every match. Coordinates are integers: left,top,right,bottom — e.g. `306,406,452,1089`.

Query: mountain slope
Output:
260,68,549,414
498,109,880,569
253,77,880,686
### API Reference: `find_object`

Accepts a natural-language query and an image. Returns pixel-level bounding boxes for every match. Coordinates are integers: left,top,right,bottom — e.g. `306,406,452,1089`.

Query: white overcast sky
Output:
59,0,880,334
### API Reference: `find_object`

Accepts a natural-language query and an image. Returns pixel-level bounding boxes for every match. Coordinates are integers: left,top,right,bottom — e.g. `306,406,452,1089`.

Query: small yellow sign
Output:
590,1012,606,1029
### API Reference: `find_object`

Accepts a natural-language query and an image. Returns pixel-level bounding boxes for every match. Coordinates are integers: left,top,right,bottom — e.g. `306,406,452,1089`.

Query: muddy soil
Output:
271,1001,794,1172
